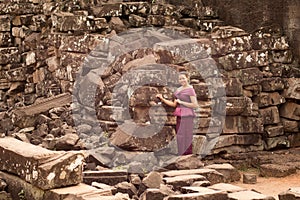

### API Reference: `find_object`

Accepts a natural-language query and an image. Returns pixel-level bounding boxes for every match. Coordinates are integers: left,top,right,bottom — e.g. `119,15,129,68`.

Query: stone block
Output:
97,106,125,122
197,19,225,32
223,116,264,134
162,169,226,185
130,86,160,107
166,188,228,200
163,175,207,191
208,183,246,193
211,35,252,56
228,190,275,200
253,92,286,108
154,38,211,63
264,136,289,150
259,106,280,125
214,134,263,149
278,187,300,200
288,132,300,147
224,78,244,97
83,170,128,186
0,137,84,190
217,50,268,70
261,63,283,77
282,78,300,100
265,125,284,137
242,173,257,184
110,123,175,151
51,12,94,32
165,155,204,170
260,164,297,178
92,4,123,17
211,26,249,39
261,77,285,92
0,32,12,47
270,50,293,63
0,47,20,64
114,182,137,198
129,14,147,27
123,2,150,16
227,67,263,86
280,102,300,120
0,3,41,15
281,118,299,133
140,188,168,200
204,164,241,182
0,15,11,31
147,15,165,26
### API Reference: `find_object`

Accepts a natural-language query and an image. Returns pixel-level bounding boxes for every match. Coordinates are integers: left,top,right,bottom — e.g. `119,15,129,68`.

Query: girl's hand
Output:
156,94,163,100
175,99,182,104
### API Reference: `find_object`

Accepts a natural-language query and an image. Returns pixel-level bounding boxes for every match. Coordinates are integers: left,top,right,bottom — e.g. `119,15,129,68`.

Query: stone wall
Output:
201,0,300,64
0,0,299,161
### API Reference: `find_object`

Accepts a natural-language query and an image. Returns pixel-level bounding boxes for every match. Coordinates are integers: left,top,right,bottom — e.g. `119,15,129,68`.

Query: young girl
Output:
156,72,198,155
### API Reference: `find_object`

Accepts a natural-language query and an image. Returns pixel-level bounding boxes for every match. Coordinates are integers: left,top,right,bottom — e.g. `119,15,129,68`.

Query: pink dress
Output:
174,87,196,155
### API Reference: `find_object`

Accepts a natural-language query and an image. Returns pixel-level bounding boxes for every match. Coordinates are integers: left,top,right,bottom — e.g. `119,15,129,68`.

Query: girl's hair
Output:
179,71,190,79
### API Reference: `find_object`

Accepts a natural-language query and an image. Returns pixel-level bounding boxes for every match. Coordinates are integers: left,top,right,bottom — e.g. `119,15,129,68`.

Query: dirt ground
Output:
234,171,300,200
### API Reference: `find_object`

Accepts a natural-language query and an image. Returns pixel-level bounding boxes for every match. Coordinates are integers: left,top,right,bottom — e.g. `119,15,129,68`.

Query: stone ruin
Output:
0,0,300,199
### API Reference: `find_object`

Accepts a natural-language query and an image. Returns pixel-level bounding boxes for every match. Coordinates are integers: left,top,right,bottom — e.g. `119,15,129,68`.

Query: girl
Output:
156,72,198,155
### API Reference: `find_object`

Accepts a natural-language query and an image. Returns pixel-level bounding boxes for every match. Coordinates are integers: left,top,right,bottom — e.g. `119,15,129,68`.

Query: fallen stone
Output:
129,174,142,186
228,190,275,200
162,169,226,185
91,182,117,195
208,183,247,193
278,187,300,200
142,171,162,189
139,188,168,200
205,163,241,182
0,137,84,190
166,188,228,200
165,155,204,170
260,164,297,178
280,102,300,121
114,182,138,198
83,170,128,186
191,180,211,187
243,173,257,184
163,174,207,191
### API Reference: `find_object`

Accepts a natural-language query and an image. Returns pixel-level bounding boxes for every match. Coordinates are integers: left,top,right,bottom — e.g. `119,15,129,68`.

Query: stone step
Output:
166,187,228,200
0,137,84,190
228,190,276,200
83,170,128,186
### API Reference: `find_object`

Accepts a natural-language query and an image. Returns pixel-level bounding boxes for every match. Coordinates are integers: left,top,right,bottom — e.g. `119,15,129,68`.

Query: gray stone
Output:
242,173,257,184
0,137,84,190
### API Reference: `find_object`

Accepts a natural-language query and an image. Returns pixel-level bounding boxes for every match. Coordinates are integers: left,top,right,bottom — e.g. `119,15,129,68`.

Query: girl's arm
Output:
176,96,198,109
156,94,177,108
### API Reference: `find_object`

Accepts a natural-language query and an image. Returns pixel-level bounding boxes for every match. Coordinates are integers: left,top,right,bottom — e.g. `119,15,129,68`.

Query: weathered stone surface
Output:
260,164,297,178
278,187,300,200
220,97,252,116
165,155,204,170
288,132,300,147
0,47,20,64
253,92,286,108
223,116,264,134
224,78,244,97
0,137,84,190
259,106,281,125
265,125,284,137
280,102,300,121
228,190,275,200
211,26,249,39
264,136,290,150
270,50,293,64
110,123,175,151
115,182,138,198
167,188,228,200
163,175,207,191
227,67,264,86
0,32,12,47
281,118,299,133
261,77,285,92
282,78,300,100
213,134,262,148
92,4,123,17
242,173,257,184
140,188,168,200
83,170,128,186
208,183,246,193
162,169,226,185
204,164,241,182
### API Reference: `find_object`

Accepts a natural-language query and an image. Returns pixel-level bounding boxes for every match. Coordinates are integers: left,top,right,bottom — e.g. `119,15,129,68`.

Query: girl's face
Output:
178,74,188,86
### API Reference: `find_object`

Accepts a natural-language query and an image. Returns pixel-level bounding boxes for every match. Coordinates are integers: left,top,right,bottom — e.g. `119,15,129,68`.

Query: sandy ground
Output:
233,172,300,200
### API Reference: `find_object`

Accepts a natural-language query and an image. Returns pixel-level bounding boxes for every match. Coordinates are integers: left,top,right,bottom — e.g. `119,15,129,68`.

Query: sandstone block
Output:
280,102,300,120
83,170,128,186
92,4,123,17
224,78,244,97
265,125,284,137
253,92,286,108
0,32,12,47
0,47,20,64
278,187,300,200
228,190,275,200
264,136,290,150
129,14,147,27
211,35,252,56
163,175,207,191
242,173,257,184
205,163,241,182
261,77,285,91
281,119,299,133
282,78,300,100
0,137,84,190
288,132,300,147
167,188,228,200
162,169,226,185
259,106,280,125
223,116,264,134
208,183,246,193
165,155,204,170
270,50,293,63
0,15,11,31
140,188,168,200
211,26,249,39
260,164,297,178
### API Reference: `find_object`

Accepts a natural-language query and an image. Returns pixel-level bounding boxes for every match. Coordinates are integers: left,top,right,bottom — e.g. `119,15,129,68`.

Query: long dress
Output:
173,87,196,155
